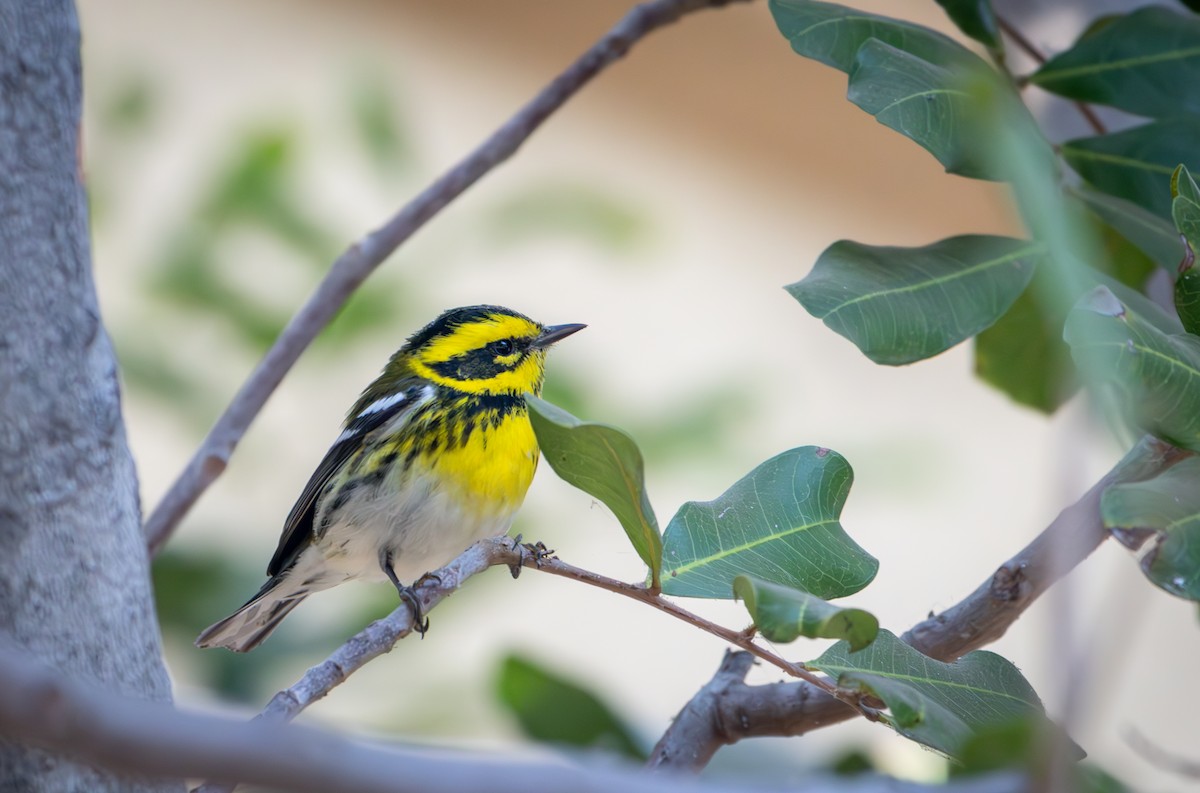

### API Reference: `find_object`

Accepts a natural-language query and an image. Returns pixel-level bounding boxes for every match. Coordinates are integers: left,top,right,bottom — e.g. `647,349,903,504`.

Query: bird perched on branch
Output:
197,305,585,652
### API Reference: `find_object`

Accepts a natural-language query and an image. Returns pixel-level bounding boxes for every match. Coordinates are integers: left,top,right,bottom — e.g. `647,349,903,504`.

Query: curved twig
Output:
143,0,753,556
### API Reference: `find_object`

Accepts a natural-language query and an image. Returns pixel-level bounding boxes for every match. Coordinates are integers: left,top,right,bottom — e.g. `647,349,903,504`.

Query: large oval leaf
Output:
1102,457,1200,602
768,0,978,73
848,40,998,180
660,447,877,599
734,575,878,650
808,630,1045,759
1062,118,1200,219
1064,286,1200,451
1030,7,1200,119
788,235,1040,365
526,395,662,586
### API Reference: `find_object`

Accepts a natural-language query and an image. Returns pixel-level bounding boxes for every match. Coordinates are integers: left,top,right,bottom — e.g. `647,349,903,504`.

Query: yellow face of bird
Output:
405,306,581,396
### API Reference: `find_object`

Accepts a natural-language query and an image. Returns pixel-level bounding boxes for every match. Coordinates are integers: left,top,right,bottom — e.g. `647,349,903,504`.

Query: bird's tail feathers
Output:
195,574,309,653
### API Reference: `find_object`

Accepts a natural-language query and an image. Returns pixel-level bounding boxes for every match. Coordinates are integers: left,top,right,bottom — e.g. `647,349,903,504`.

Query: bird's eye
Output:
494,339,515,355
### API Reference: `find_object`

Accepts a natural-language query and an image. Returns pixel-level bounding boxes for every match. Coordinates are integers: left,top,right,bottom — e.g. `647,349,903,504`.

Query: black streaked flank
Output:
326,478,362,516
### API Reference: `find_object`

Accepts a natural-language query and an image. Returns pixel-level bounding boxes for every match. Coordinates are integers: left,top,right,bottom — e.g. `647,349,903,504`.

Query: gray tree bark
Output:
0,2,180,790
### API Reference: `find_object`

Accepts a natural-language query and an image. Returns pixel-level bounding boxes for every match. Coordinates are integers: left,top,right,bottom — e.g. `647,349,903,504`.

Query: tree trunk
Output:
0,2,180,790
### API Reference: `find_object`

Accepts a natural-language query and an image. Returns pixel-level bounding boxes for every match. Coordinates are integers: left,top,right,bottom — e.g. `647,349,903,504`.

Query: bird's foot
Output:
507,536,555,578
395,584,430,636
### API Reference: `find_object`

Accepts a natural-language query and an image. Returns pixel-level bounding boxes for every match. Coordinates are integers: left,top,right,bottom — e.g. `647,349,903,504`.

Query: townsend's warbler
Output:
196,305,584,652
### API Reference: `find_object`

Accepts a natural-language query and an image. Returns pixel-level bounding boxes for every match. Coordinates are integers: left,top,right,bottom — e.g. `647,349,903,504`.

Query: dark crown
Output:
404,305,536,352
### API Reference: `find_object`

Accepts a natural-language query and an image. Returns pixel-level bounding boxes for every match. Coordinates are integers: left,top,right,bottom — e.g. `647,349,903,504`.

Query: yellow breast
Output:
425,407,539,517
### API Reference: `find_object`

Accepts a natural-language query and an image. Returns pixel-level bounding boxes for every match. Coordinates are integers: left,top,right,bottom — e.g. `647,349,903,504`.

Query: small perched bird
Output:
196,305,584,652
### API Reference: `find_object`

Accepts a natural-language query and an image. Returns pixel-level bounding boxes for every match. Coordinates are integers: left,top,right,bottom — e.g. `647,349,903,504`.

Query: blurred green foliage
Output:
482,184,650,253
101,71,157,133
495,653,646,761
348,67,415,175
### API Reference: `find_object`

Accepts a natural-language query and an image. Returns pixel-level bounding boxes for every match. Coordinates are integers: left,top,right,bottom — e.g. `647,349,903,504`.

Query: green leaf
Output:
1097,273,1185,335
1171,168,1200,335
1102,457,1200,601
734,576,878,650
1062,118,1200,219
768,0,979,74
1172,163,1200,203
1030,7,1200,119
788,235,1040,365
1173,196,1200,255
847,40,999,180
935,0,1002,51
952,718,1045,776
974,279,1077,413
808,630,1045,758
1173,166,1200,256
1175,268,1200,336
495,654,645,761
526,396,662,586
660,447,877,600
1064,286,1200,450
1070,186,1184,271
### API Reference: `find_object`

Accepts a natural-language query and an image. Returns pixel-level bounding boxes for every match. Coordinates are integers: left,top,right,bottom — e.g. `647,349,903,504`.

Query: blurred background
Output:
79,0,1197,789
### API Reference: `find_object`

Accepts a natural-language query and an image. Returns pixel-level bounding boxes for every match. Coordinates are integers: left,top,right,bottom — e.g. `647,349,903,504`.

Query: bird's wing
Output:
266,382,435,576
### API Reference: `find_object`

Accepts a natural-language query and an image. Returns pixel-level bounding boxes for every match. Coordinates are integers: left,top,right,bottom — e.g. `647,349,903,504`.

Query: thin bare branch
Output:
648,436,1191,771
143,0,754,556
5,644,1034,793
529,554,843,694
1125,727,1200,780
994,12,1106,136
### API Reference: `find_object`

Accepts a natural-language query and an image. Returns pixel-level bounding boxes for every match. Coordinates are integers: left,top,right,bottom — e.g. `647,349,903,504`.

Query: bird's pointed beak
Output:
533,323,586,349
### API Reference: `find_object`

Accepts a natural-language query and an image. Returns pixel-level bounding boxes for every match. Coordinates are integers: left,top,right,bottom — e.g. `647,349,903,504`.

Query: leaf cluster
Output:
771,0,1200,605
523,0,1200,774
527,395,1045,762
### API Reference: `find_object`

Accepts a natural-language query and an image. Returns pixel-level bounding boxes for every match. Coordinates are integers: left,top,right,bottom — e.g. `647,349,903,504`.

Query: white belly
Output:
300,469,518,589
